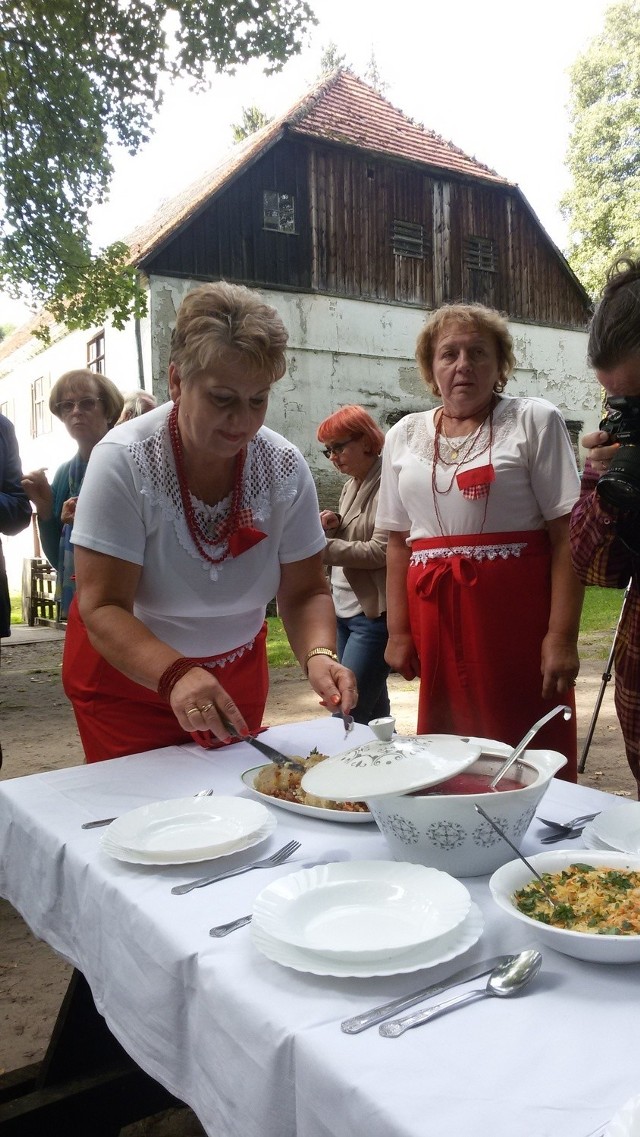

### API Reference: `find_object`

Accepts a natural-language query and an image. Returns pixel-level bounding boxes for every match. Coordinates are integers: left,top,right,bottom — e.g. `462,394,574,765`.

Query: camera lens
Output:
596,445,640,510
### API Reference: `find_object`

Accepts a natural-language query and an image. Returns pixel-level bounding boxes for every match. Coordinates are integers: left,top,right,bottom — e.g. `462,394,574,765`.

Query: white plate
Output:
101,815,277,865
588,802,640,855
606,1093,640,1137
101,795,272,863
240,766,374,823
581,825,617,851
252,860,471,961
250,901,483,977
490,850,640,964
300,735,482,801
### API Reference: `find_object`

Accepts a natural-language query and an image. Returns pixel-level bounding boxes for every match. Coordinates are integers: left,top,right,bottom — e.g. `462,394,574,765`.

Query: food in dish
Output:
254,749,368,813
514,862,640,934
415,770,524,795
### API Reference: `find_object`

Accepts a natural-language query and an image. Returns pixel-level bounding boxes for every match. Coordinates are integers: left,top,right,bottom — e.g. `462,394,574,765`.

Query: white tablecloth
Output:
0,718,637,1137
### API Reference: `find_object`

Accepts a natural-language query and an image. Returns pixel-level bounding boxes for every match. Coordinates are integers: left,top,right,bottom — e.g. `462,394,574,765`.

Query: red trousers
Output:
62,599,269,763
408,530,577,781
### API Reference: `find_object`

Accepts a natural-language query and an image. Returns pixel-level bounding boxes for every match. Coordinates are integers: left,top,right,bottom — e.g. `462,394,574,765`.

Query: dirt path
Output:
0,627,634,1134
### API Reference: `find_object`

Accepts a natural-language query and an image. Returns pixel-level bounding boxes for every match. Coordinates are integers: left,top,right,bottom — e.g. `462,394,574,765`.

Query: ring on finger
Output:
199,702,214,714
185,707,200,716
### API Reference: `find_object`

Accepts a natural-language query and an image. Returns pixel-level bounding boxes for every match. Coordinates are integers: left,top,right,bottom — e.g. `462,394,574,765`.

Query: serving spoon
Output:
489,705,572,790
379,950,542,1036
474,804,557,908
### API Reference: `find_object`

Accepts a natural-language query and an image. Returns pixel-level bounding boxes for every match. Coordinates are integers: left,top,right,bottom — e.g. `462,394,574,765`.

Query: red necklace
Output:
168,402,266,564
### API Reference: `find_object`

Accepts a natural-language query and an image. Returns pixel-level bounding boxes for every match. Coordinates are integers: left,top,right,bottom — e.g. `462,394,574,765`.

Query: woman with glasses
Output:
317,406,390,725
61,283,356,762
22,370,124,619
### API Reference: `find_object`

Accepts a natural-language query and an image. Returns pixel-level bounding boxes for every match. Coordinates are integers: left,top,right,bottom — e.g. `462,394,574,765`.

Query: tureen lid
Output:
300,735,482,801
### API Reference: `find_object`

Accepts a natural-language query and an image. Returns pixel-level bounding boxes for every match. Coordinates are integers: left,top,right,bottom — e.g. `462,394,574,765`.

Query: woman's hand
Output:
540,631,579,699
169,668,249,741
385,632,420,681
60,496,79,525
582,429,619,476
306,654,358,716
320,509,341,531
22,469,53,519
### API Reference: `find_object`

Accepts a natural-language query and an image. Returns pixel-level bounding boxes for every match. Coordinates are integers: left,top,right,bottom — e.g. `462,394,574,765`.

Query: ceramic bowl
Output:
365,737,567,877
489,849,640,964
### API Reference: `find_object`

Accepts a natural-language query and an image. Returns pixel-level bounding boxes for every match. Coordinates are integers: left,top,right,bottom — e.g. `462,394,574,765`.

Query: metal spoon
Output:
489,705,572,790
379,950,542,1036
474,804,557,908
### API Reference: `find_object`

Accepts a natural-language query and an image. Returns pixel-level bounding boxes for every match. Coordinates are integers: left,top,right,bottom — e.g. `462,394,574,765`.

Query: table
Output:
0,718,638,1137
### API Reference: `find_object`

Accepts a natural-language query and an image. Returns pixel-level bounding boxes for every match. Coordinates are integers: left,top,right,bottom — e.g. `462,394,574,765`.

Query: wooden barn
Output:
0,69,597,586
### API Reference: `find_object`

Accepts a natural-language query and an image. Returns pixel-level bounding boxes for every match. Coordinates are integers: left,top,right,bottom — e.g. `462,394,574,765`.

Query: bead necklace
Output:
431,399,495,536
168,402,266,565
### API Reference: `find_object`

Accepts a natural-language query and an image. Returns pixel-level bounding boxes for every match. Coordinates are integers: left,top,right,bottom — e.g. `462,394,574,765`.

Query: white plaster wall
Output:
0,313,147,592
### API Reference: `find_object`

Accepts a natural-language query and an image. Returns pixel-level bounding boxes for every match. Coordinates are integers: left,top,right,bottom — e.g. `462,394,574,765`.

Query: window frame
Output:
87,331,106,373
262,190,297,234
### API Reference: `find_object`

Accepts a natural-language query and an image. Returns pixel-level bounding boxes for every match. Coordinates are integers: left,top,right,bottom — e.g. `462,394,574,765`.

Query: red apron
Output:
63,599,269,763
407,529,577,781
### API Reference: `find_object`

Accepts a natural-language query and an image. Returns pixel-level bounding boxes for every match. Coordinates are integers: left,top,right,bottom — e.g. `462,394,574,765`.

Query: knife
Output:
340,954,515,1034
220,715,305,772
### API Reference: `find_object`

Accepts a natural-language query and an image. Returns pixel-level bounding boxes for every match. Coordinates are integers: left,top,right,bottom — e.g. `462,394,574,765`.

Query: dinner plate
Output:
101,795,273,864
101,815,277,865
586,801,640,855
606,1093,640,1137
250,901,484,977
299,735,482,801
240,766,374,823
252,860,471,961
581,825,615,851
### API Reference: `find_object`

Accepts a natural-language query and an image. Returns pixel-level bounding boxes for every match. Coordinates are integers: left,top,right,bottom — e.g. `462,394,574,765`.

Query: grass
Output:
9,589,626,663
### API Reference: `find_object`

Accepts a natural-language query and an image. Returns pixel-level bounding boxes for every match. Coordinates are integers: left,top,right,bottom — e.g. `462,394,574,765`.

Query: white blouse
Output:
376,396,580,542
72,403,326,657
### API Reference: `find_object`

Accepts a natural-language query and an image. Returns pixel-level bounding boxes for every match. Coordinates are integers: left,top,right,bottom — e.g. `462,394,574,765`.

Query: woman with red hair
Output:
317,405,390,724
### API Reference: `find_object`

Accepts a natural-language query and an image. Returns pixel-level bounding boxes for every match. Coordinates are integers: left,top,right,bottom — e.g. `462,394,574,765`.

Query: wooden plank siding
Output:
144,136,588,328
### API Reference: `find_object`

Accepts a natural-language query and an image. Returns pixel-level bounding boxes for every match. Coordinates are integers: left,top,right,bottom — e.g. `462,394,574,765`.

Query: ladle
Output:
379,950,542,1036
474,804,557,908
489,705,572,790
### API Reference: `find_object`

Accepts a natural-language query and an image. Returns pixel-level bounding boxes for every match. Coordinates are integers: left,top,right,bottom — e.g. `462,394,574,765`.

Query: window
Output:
263,191,296,233
464,236,499,273
31,376,52,438
392,220,429,259
87,331,105,373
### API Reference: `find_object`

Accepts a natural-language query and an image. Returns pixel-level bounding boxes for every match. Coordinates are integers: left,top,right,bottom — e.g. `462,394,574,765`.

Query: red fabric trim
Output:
62,600,269,762
407,529,577,781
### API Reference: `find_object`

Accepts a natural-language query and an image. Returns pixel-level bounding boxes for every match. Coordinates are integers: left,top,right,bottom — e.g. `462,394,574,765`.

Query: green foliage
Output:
364,50,388,95
0,0,316,332
563,0,640,295
231,105,272,142
319,42,348,76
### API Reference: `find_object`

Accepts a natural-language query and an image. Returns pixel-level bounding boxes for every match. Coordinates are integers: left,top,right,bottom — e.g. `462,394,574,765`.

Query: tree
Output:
0,0,315,336
563,0,640,295
231,105,272,142
319,42,348,76
364,50,388,95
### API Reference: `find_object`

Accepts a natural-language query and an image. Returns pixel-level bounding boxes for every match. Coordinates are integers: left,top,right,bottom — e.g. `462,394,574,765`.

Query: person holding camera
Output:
569,255,640,796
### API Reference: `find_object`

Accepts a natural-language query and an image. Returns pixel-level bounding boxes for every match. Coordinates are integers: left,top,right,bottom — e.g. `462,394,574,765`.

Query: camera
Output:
596,395,640,509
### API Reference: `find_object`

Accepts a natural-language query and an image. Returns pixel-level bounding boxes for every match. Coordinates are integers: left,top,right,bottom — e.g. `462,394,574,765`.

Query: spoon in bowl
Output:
474,804,557,908
379,950,542,1036
489,705,572,790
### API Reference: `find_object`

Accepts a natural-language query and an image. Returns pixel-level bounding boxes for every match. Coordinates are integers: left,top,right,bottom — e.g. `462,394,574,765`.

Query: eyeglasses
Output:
322,437,360,459
55,397,103,417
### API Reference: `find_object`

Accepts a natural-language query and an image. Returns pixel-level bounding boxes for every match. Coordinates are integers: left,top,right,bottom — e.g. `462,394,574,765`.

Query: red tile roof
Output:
129,69,509,265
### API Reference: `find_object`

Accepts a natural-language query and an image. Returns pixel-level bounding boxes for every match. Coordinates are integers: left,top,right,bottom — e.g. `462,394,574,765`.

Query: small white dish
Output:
300,735,482,801
490,850,640,964
252,860,471,961
101,795,272,864
240,766,374,823
101,815,277,865
588,802,640,855
250,901,484,977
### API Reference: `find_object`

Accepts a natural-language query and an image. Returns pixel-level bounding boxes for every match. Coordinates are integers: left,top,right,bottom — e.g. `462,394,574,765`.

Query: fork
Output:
537,812,600,833
171,839,301,894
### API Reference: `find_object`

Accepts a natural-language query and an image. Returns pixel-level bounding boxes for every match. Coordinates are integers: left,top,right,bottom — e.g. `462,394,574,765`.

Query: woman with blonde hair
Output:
317,405,389,724
22,369,124,619
63,282,356,762
377,302,583,775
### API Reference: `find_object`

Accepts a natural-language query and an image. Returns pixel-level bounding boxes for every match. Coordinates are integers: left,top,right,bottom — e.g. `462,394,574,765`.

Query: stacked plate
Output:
250,859,484,977
101,795,276,865
582,801,640,855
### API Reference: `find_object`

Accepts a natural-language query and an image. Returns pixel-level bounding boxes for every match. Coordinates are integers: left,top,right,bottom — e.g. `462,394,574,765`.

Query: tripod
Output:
578,582,632,774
